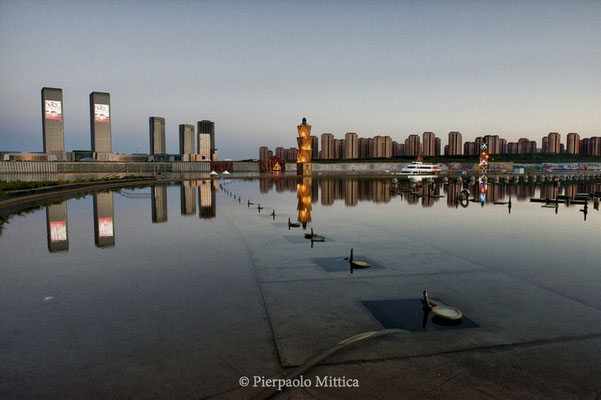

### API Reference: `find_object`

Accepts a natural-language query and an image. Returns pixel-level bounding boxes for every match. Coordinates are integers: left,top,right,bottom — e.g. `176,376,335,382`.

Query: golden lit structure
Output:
297,117,313,175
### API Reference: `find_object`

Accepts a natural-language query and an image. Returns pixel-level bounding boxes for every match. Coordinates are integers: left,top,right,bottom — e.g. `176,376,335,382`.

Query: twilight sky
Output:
1,0,600,159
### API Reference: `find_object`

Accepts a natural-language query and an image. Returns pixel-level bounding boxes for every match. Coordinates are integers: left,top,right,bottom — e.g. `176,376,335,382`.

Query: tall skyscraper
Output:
149,117,166,155
344,132,359,159
41,87,64,153
197,120,215,160
448,131,462,155
566,132,580,154
548,132,561,153
321,133,335,159
422,132,436,156
435,137,441,156
90,92,111,152
179,124,195,155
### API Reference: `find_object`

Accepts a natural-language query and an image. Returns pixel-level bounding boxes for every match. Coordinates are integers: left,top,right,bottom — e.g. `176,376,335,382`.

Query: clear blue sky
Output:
1,0,600,159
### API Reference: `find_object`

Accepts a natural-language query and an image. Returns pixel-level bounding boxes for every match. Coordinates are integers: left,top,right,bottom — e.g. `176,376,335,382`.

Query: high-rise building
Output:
46,201,68,252
517,138,529,154
179,124,195,155
321,133,335,159
259,146,270,160
41,87,64,153
344,132,359,159
149,117,166,155
359,138,370,158
464,141,476,156
197,120,216,161
422,132,436,156
275,147,287,160
566,132,580,154
448,131,462,155
547,132,561,153
90,92,111,152
311,136,319,160
197,120,215,160
384,136,392,158
151,185,168,223
404,135,421,156
507,142,519,154
287,148,298,161
368,138,375,157
483,135,501,154
500,138,507,154
588,137,601,155
542,137,549,153
334,139,344,159
435,137,441,156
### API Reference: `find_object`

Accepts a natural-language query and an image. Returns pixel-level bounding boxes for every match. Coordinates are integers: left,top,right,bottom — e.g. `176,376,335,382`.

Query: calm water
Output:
1,176,600,398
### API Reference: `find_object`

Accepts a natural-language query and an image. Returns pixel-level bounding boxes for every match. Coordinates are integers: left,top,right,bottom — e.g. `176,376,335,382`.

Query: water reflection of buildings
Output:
46,201,68,252
151,185,168,223
261,177,600,211
180,181,197,216
93,191,115,248
198,180,217,219
320,179,391,206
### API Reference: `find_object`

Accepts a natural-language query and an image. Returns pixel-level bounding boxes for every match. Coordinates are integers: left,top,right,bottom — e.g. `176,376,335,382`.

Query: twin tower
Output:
42,87,111,153
41,87,216,160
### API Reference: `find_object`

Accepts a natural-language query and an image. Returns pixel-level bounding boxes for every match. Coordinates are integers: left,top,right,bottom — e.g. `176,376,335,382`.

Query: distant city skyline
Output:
1,1,600,160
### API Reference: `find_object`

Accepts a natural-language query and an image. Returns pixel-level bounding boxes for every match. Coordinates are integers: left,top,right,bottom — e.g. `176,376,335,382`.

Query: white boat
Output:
400,161,440,176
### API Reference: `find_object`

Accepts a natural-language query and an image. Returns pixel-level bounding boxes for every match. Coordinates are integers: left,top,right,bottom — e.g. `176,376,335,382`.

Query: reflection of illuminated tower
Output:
297,118,313,175
198,179,216,219
180,181,197,215
93,191,115,247
151,185,168,223
297,177,312,228
46,201,69,252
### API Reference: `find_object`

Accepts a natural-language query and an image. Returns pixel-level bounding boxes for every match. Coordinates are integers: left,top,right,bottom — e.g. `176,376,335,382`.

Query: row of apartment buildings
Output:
260,131,601,160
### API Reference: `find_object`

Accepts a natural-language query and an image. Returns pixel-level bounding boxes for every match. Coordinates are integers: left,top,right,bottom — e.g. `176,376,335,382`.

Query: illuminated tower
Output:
297,118,312,175
90,92,111,152
41,87,64,153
